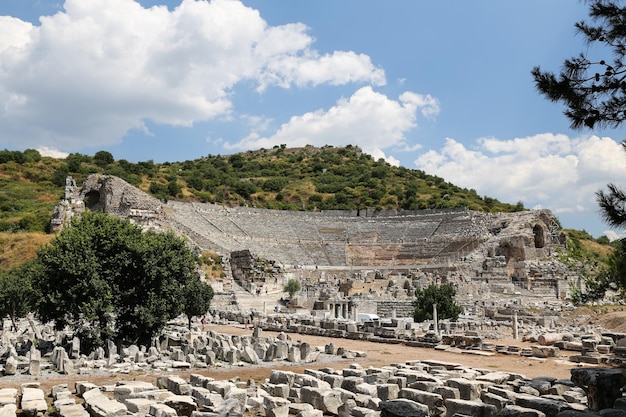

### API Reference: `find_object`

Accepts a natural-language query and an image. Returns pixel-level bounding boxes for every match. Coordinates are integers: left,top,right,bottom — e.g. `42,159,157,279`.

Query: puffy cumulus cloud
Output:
414,133,626,216
225,86,439,158
37,146,69,159
0,0,385,150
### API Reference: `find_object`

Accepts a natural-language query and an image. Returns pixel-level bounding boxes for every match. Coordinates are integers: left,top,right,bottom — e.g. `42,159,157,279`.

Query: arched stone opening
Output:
84,190,101,210
533,224,545,248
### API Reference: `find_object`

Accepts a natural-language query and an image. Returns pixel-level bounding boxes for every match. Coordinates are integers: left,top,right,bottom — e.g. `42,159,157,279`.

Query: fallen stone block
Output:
20,387,47,417
379,399,428,417
163,395,196,417
150,403,177,417
123,398,156,414
57,403,90,417
84,390,128,417
300,386,343,415
444,398,496,417
0,404,17,417
497,404,546,417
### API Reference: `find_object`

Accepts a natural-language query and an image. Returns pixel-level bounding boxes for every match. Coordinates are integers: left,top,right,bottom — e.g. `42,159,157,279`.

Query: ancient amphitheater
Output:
50,174,577,320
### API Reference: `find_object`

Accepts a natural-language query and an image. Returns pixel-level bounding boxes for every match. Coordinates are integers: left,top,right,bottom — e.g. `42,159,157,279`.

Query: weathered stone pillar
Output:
433,304,439,336
513,312,518,340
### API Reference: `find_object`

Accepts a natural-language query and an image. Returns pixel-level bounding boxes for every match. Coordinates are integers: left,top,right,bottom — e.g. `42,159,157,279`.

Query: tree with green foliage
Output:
33,212,208,351
283,278,301,298
94,150,115,168
0,260,40,330
413,283,462,322
182,277,214,329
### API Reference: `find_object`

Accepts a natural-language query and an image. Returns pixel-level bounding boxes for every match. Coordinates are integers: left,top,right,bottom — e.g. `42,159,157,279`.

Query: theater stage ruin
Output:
51,174,576,319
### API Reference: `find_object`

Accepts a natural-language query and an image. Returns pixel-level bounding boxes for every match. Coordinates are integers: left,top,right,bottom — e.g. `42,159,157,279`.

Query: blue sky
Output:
1,0,626,238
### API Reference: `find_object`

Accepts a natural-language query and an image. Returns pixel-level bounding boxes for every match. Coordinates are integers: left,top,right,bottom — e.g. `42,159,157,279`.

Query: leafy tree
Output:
23,149,41,163
413,283,462,322
181,277,214,329
33,212,205,350
94,150,115,167
283,278,301,298
0,260,40,330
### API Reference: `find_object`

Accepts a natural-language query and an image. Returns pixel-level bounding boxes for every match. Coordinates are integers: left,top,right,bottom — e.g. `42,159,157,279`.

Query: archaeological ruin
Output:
50,174,576,321
0,173,617,417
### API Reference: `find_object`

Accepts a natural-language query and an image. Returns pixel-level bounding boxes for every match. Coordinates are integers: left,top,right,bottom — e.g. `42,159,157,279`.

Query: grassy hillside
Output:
0,145,611,271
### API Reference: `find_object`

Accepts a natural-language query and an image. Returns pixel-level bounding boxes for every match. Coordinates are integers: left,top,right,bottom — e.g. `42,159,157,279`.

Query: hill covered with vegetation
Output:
0,144,610,272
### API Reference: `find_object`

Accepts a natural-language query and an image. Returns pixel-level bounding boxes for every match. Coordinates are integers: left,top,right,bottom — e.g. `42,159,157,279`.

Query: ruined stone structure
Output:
51,174,575,317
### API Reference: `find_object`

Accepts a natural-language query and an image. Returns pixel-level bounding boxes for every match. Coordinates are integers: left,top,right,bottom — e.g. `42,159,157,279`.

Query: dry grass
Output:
0,232,53,271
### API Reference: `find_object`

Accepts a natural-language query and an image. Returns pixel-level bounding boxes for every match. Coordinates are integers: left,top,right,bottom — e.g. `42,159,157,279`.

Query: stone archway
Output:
533,224,545,248
84,190,101,210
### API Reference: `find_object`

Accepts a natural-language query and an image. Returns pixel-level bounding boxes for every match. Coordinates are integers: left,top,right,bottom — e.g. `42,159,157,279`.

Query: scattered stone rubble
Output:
1,361,626,417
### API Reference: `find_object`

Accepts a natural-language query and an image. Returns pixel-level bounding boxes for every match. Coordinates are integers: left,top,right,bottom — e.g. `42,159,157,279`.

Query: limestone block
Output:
266,384,289,399
514,393,573,417
323,374,344,388
296,374,331,389
75,382,99,397
263,395,290,417
163,395,196,417
288,346,301,362
379,399,428,417
3,357,17,376
0,389,17,406
355,383,378,397
206,380,235,397
57,404,89,417
571,367,626,411
240,346,260,364
269,370,296,386
526,378,553,395
164,376,192,395
113,381,158,400
297,410,323,417
444,398,496,417
530,345,559,358
497,405,546,417
377,384,399,402
445,378,486,401
122,398,154,414
54,398,76,409
481,391,510,412
190,387,223,411
300,387,343,415
476,372,512,384
352,406,380,417
224,388,247,411
20,388,47,417
399,388,444,412
84,393,128,417
341,376,365,393
150,403,177,417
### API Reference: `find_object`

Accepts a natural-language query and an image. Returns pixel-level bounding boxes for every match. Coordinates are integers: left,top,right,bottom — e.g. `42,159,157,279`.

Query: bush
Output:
413,283,462,322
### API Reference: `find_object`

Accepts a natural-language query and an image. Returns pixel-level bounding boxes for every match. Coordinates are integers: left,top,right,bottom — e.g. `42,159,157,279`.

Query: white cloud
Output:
414,133,626,217
0,0,385,151
37,146,68,159
224,86,439,158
